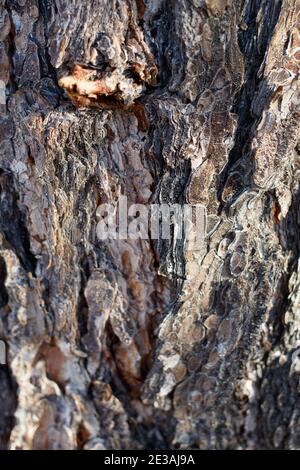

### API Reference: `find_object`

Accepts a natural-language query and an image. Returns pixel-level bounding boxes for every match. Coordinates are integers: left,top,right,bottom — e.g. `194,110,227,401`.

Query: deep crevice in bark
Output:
0,170,37,276
218,0,283,206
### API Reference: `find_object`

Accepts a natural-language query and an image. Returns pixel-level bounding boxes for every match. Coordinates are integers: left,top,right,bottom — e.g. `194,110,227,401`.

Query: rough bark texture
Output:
0,0,300,450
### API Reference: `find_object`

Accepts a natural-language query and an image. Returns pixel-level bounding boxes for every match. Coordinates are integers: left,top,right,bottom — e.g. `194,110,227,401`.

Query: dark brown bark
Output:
0,0,300,450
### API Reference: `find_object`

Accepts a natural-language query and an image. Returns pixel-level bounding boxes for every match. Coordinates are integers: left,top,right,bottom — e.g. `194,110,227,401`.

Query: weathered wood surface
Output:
0,0,300,449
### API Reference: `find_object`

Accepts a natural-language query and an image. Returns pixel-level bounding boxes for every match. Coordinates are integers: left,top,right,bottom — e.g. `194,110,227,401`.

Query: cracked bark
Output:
0,0,300,450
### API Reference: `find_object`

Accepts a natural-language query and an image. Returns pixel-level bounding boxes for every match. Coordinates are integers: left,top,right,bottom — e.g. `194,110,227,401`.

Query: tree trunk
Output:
0,0,300,450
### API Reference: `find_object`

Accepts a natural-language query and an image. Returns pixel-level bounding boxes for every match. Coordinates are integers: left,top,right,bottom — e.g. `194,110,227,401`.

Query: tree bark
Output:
0,0,300,450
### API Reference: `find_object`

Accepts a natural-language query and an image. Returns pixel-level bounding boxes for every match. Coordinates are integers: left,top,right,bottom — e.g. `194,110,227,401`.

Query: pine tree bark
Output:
0,0,300,450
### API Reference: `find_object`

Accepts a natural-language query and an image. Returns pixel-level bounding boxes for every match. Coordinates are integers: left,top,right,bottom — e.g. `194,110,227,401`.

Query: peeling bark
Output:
0,0,300,450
